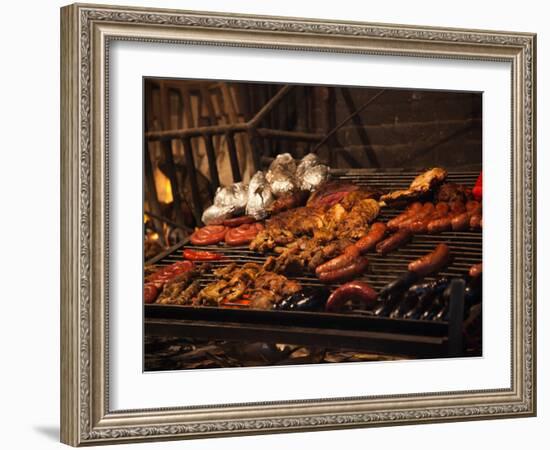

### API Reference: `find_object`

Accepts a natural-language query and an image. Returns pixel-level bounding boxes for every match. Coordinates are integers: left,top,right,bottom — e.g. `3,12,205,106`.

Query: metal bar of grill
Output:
145,169,481,357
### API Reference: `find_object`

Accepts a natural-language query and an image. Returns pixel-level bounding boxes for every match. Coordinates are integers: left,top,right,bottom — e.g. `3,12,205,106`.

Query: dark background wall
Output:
314,86,482,170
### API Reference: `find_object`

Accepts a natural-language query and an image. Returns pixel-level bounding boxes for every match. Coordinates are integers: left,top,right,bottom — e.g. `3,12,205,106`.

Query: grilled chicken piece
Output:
198,263,261,306
248,289,279,310
380,168,448,203
251,188,380,253
263,237,353,274
254,272,301,297
250,206,326,252
155,266,208,305
248,272,301,309
338,190,382,209
196,262,302,309
331,198,380,240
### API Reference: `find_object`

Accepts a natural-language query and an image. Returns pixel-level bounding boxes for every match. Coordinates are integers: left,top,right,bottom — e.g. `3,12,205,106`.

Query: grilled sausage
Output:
469,263,482,278
408,201,424,213
427,217,452,234
317,257,369,283
451,212,471,231
470,214,482,230
466,200,482,214
190,225,228,245
387,215,407,231
387,202,423,231
315,245,360,275
325,281,378,312
408,218,430,234
408,243,451,277
449,200,466,214
435,202,450,216
355,222,387,254
397,202,435,228
376,229,412,255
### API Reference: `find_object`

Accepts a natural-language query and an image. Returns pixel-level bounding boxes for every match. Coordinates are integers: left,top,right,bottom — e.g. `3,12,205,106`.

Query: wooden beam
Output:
255,128,324,142
225,132,242,182
181,137,203,225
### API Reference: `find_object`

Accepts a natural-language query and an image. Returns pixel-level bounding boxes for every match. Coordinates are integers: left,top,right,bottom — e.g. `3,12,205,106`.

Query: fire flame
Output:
154,167,173,204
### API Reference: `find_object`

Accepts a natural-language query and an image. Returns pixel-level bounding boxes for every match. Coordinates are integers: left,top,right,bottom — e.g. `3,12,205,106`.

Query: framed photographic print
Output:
60,3,536,446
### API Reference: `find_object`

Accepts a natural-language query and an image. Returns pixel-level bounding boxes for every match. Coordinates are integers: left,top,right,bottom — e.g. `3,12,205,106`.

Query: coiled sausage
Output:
325,281,378,312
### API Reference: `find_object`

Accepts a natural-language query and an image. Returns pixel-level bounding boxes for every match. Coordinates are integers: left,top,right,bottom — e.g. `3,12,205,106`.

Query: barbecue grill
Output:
145,169,481,359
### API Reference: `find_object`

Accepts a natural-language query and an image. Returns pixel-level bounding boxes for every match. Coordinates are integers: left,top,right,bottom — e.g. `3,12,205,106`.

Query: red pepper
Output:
183,248,224,261
473,171,482,201
219,297,251,308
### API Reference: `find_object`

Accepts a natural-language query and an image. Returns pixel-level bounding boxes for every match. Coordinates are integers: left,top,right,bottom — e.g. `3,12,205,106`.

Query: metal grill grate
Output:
147,170,481,295
144,169,481,357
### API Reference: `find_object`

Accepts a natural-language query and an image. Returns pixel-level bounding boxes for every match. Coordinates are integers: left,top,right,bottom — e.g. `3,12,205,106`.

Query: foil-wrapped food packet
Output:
201,182,248,224
295,153,320,178
267,153,297,175
246,171,275,219
301,163,329,191
295,153,330,191
266,153,299,198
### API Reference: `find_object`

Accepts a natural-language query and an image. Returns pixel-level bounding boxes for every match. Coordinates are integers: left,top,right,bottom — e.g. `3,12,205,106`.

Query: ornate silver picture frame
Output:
61,3,536,446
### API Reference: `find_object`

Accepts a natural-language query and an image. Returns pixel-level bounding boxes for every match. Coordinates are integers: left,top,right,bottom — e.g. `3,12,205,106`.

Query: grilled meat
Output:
197,268,255,306
435,182,472,203
307,181,360,207
332,198,380,240
267,190,309,215
250,206,326,252
380,168,448,203
263,237,353,274
307,181,380,208
196,262,302,309
156,280,202,306
213,262,261,280
387,200,482,235
250,271,302,309
155,265,208,305
250,190,380,254
248,289,279,310
251,188,380,280
254,271,301,296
